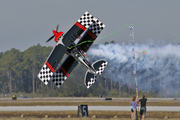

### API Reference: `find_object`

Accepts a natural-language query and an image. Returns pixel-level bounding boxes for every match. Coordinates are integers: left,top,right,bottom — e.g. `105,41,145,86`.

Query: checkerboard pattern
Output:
96,61,108,75
37,64,53,85
88,22,105,36
51,70,67,88
77,11,105,36
87,75,97,89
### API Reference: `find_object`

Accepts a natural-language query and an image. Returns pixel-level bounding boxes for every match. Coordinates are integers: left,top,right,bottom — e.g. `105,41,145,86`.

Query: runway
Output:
0,106,180,111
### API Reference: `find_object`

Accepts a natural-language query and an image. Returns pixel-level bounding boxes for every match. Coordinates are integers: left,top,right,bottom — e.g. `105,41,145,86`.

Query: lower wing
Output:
50,55,78,88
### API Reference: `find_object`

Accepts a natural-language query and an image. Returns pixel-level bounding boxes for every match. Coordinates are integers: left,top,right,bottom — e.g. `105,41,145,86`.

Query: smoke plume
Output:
87,42,180,97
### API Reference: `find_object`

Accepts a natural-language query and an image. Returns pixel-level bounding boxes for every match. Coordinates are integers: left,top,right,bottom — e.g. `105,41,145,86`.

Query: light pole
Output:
129,25,138,97
129,25,139,120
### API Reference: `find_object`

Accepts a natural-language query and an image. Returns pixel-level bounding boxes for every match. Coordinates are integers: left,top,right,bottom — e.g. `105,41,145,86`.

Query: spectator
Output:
131,96,139,120
130,97,134,120
139,94,147,120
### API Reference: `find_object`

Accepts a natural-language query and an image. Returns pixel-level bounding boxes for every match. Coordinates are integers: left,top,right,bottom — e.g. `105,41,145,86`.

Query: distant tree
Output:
104,41,115,45
0,48,22,93
23,45,52,94
110,40,115,43
104,41,109,45
0,52,3,59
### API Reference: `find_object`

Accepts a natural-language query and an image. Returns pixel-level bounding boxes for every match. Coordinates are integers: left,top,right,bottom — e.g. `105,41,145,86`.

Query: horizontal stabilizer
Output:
84,59,108,89
84,70,97,89
92,59,108,75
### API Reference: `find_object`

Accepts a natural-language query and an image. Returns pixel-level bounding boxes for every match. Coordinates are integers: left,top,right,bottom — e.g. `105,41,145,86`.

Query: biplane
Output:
37,11,108,88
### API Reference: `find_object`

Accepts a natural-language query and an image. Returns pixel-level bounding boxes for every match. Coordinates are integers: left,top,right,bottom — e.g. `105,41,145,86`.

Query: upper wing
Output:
50,55,78,88
76,13,105,52
38,11,95,85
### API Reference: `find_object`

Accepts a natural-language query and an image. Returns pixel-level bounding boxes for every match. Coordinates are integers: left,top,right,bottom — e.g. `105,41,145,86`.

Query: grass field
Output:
0,97,180,106
0,111,180,119
0,118,180,120
0,97,180,119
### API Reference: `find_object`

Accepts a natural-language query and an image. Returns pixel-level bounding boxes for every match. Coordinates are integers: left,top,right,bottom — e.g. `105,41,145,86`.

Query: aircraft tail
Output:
84,59,108,88
92,59,108,75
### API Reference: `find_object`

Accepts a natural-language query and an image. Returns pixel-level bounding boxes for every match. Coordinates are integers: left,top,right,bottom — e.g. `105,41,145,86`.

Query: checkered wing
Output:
37,63,54,85
77,13,105,52
50,70,67,88
88,20,105,37
77,11,105,31
51,55,78,88
63,11,104,48
37,44,67,85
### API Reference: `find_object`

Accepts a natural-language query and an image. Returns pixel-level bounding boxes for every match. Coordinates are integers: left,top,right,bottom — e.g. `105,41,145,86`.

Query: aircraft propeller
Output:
56,25,59,32
46,25,59,43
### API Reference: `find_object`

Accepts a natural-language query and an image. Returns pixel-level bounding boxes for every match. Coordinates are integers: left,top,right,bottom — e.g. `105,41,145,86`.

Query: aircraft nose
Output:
52,30,57,35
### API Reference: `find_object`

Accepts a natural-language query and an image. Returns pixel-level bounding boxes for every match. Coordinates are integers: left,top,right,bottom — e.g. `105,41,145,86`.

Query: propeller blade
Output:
56,25,59,32
46,35,54,43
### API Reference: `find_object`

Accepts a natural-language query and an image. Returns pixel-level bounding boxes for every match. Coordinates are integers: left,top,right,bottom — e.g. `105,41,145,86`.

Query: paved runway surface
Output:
0,106,180,111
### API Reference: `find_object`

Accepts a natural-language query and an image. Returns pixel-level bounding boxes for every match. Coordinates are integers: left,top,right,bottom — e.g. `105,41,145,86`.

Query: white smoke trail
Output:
87,42,180,97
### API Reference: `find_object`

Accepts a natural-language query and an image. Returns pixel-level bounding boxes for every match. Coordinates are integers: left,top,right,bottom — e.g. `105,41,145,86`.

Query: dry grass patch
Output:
0,101,180,106
1,97,180,106
0,111,180,119
0,117,180,120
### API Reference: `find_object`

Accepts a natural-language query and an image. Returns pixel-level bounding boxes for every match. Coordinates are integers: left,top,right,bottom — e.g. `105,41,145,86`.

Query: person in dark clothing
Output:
139,94,147,120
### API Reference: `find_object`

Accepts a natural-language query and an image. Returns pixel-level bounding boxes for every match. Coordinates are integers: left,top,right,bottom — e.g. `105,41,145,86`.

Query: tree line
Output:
0,44,158,97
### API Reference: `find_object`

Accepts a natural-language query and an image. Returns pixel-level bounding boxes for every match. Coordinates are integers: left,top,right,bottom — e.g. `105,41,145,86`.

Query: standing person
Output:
130,97,134,120
131,96,139,120
139,94,147,120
